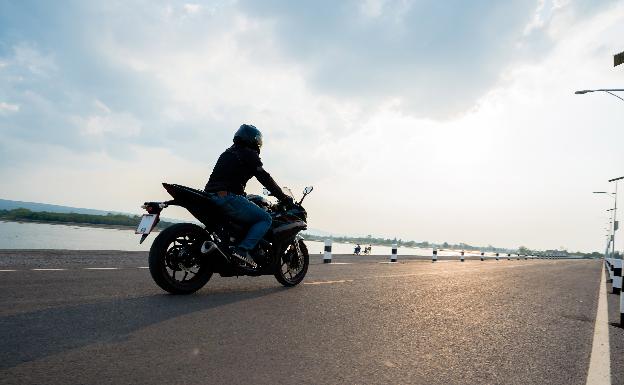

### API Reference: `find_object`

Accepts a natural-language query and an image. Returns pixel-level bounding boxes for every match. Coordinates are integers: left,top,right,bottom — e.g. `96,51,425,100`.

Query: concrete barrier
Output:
324,239,332,264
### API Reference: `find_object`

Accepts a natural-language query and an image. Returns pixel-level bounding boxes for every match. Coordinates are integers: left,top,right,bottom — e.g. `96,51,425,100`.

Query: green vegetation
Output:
0,208,174,230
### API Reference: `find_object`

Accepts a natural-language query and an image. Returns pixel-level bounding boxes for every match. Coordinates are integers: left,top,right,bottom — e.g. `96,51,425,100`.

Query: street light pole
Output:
575,89,624,103
594,190,618,259
609,176,624,258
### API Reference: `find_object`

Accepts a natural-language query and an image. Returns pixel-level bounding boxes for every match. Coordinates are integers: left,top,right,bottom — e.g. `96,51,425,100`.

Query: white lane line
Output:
379,262,398,264
328,262,352,265
31,268,67,271
84,267,119,270
137,266,149,269
0,269,18,272
585,264,611,385
304,279,354,285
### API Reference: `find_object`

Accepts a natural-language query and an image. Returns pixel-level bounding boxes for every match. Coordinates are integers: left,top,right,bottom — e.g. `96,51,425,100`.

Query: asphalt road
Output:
0,251,614,385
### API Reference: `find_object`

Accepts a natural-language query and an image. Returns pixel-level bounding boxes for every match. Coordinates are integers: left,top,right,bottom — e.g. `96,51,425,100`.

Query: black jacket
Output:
204,144,287,200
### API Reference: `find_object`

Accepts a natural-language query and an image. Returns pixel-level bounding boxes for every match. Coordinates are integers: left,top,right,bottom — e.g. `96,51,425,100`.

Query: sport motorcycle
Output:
137,183,313,294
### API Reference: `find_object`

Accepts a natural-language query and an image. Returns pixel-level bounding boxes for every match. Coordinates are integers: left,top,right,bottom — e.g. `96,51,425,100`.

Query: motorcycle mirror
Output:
262,188,271,196
298,186,314,205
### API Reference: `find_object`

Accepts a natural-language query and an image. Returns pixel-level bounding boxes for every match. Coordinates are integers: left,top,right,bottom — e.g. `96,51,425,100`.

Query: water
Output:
0,221,152,251
0,221,478,257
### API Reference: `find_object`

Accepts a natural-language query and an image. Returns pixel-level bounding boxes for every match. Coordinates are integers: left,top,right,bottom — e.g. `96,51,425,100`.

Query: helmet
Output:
233,124,263,152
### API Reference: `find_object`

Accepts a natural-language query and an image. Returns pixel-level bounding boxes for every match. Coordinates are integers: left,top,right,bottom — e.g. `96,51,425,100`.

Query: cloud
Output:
183,3,201,14
76,113,142,138
0,0,622,251
12,42,57,76
0,101,19,113
237,0,614,119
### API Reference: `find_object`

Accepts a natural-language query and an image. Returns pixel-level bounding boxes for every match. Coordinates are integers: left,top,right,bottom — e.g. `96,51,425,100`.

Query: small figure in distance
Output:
354,243,361,255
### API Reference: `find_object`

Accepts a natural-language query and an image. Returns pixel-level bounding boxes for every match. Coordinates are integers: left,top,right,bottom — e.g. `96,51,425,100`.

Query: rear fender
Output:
161,183,222,228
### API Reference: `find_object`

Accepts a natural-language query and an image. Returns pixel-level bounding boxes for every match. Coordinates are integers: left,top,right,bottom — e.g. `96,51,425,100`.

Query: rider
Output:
204,124,292,268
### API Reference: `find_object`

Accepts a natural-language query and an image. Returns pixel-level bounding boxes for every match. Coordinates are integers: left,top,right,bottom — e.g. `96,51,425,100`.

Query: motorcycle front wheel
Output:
274,239,309,287
149,223,213,294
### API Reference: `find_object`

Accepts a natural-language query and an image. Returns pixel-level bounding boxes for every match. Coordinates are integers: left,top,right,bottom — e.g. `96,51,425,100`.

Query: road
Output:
0,250,616,385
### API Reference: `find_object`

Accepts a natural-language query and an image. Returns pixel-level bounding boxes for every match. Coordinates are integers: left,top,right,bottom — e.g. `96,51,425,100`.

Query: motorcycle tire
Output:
149,223,213,295
274,239,309,287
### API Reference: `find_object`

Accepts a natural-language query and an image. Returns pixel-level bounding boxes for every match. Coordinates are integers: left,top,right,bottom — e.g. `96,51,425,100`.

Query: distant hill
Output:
0,199,122,216
0,198,185,224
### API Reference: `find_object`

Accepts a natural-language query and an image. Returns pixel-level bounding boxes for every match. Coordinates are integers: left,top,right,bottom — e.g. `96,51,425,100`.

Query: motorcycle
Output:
136,183,314,294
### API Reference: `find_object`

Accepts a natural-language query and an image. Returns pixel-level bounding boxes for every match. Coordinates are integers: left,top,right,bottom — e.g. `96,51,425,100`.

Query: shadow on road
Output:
0,287,284,369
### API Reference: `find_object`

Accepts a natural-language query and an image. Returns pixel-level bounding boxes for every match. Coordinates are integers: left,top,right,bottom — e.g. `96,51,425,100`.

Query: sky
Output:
0,0,623,252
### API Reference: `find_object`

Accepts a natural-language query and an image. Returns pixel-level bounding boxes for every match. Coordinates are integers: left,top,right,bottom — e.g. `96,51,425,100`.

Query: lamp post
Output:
609,177,624,258
575,89,624,103
595,176,624,259
594,191,618,259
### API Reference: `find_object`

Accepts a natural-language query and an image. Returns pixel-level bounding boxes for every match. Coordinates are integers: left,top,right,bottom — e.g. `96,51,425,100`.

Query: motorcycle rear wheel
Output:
274,239,309,287
149,223,213,295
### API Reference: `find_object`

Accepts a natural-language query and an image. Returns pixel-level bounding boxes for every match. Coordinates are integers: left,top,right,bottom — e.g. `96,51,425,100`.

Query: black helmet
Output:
233,124,263,152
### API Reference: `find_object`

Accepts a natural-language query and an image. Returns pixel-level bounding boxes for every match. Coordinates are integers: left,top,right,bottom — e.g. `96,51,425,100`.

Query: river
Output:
0,221,474,257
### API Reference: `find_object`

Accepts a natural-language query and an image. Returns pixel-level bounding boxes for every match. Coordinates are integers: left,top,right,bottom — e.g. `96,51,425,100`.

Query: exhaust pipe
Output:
201,241,231,262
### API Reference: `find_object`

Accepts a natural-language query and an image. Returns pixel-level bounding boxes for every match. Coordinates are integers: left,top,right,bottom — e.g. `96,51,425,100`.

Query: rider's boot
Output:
230,246,258,270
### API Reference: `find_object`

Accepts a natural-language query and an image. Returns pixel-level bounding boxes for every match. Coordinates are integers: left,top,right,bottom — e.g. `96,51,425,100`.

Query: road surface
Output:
0,250,617,385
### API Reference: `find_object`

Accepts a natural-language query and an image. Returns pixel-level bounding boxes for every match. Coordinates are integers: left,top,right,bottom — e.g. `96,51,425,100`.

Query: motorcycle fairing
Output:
272,220,307,241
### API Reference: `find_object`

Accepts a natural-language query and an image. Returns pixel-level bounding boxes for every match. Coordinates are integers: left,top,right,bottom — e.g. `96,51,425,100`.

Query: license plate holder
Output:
136,214,158,235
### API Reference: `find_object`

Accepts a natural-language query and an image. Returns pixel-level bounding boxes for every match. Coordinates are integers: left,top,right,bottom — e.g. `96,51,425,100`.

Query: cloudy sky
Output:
1,0,623,252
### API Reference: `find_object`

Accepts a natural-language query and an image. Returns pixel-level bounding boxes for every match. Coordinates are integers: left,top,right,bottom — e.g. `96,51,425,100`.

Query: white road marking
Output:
304,279,354,285
585,264,611,385
328,262,352,265
0,269,17,272
31,268,67,271
137,266,149,269
379,262,398,264
84,267,119,270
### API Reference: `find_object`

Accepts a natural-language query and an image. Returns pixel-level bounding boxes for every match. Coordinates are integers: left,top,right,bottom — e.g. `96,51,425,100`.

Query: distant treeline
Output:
0,208,174,229
302,233,512,253
302,233,601,258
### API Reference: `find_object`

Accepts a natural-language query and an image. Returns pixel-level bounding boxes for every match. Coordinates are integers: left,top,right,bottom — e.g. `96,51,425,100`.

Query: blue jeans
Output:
211,194,272,251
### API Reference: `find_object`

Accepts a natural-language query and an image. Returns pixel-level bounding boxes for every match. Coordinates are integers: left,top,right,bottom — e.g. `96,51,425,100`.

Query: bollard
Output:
432,249,438,263
608,258,614,283
613,259,622,295
460,250,465,262
391,243,398,262
619,262,624,326
324,239,332,263
495,253,499,261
